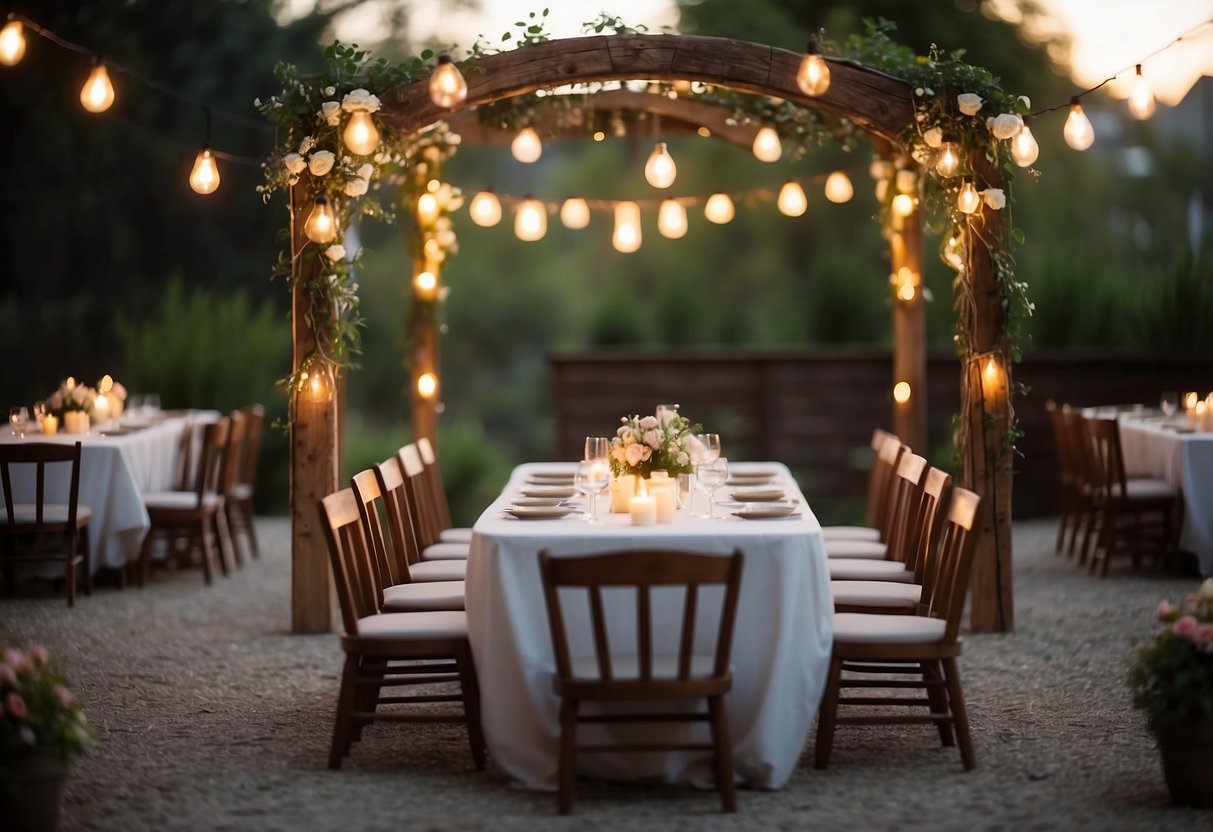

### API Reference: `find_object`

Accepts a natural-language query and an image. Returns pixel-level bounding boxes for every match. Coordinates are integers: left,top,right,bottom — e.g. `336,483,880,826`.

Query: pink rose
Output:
54,685,74,709
6,692,27,719
29,646,48,667
1194,624,1213,646
0,664,16,688
625,443,646,466
638,416,659,429
642,429,662,449
3,648,21,668
1173,615,1198,639
1157,600,1177,620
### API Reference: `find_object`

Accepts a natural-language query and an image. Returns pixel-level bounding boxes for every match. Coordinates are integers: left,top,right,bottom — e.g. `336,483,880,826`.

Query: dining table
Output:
0,411,214,573
1117,414,1213,577
465,461,833,792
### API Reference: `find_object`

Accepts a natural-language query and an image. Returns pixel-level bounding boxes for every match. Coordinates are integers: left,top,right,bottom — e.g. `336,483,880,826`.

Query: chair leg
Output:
557,697,578,814
81,526,92,596
329,654,359,770
922,660,955,747
708,694,737,812
198,518,217,585
943,657,976,770
457,645,487,771
217,501,240,570
65,530,76,608
138,529,156,587
814,654,843,769
243,502,260,558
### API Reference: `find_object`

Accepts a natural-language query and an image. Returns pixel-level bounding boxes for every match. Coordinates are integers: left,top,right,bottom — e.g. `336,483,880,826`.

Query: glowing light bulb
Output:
704,193,735,224
416,192,439,226
644,142,677,188
892,267,919,302
1010,125,1039,167
824,171,853,203
777,180,807,217
657,199,687,239
891,193,915,217
514,196,547,241
343,110,380,155
416,371,438,399
428,53,467,108
752,126,782,162
511,127,542,163
1128,64,1155,120
0,19,26,66
80,63,115,113
1063,98,1094,151
303,361,335,404
560,197,590,229
796,37,830,97
413,270,438,299
612,201,642,253
303,196,338,244
469,190,501,227
984,357,998,384
893,382,911,404
935,137,961,177
189,148,220,195
957,181,981,214
99,374,113,393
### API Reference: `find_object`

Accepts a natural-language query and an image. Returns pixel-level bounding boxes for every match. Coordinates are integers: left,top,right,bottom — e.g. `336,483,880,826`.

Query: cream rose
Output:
982,188,1006,210
308,151,335,176
318,101,341,126
344,178,369,197
357,163,374,180
325,245,346,262
341,88,382,114
988,113,1024,140
283,153,306,175
923,127,943,148
957,93,983,116
298,136,316,155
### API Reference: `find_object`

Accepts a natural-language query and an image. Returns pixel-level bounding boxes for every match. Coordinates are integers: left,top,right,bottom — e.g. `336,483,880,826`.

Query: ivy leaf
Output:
1011,228,1025,244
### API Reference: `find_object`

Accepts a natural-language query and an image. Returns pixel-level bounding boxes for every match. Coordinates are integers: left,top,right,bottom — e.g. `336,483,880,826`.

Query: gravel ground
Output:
2,517,1210,831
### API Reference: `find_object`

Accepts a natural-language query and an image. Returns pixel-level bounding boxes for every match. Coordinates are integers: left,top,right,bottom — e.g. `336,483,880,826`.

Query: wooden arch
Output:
288,34,1012,636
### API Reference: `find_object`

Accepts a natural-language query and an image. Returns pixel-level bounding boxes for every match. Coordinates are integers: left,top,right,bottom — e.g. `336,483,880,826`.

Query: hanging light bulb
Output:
752,126,782,162
342,110,380,155
777,180,807,217
560,197,590,229
1128,64,1155,120
796,36,830,97
514,196,547,241
704,193,735,224
428,53,467,108
1063,97,1094,151
824,171,853,203
657,199,687,239
612,201,642,253
80,62,115,113
1010,124,1039,167
0,19,26,66
957,180,981,214
644,142,677,188
891,193,915,218
189,148,220,195
469,190,502,227
935,135,961,177
413,270,438,300
303,196,338,243
511,127,543,163
302,361,335,404
416,371,439,399
892,382,912,404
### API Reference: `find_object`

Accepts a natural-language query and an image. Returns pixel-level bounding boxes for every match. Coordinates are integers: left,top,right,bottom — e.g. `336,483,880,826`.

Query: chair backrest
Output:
0,441,83,530
398,443,440,549
372,454,423,575
1044,401,1074,486
862,429,895,527
416,437,454,532
350,467,399,599
319,487,379,636
883,451,929,564
186,418,228,506
872,435,907,538
920,486,983,642
1062,409,1096,492
237,403,265,489
907,466,953,587
1086,417,1129,499
539,548,744,685
217,409,246,499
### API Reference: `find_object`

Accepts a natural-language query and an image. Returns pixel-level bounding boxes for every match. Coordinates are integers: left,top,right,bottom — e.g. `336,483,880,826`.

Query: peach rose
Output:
1194,623,1213,646
1173,615,1198,639
1157,600,1177,619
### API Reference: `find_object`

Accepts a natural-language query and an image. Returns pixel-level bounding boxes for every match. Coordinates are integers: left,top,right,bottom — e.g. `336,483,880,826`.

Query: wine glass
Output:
32,400,46,423
693,433,721,465
694,457,729,519
1160,391,1179,419
655,403,680,423
9,407,30,438
583,436,610,462
574,459,610,524
145,393,161,418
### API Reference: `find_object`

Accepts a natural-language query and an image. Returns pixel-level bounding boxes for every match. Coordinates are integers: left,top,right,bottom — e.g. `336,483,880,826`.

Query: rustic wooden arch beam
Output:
381,35,914,145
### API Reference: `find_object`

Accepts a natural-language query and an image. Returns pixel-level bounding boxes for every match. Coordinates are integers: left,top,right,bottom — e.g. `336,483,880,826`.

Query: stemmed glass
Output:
1160,391,1179,419
695,433,721,464
574,459,610,524
694,457,729,519
584,436,610,462
9,407,30,438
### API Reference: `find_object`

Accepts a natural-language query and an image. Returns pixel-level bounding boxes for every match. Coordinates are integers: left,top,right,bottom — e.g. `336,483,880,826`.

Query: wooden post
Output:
289,184,337,634
890,206,926,450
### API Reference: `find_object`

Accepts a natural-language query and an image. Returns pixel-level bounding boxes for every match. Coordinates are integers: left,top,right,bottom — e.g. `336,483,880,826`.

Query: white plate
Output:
526,475,574,485
519,485,578,498
734,504,798,519
512,496,567,507
730,487,786,502
504,505,575,520
529,469,576,479
732,467,781,478
727,475,774,486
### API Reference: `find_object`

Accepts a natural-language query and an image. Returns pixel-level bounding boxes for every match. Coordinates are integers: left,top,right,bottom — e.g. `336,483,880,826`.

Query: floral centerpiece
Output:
609,409,702,479
1,643,94,777
45,378,95,419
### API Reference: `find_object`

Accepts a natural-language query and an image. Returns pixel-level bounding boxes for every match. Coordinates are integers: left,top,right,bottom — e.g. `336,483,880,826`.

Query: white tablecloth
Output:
465,462,832,791
0,414,209,571
1118,417,1213,577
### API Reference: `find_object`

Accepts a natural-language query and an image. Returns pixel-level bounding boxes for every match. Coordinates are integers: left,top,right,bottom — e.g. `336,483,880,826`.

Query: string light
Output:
935,136,961,177
469,190,502,227
644,141,677,188
189,148,220,194
0,19,25,65
891,266,919,301
416,191,440,226
1010,124,1039,167
612,201,642,253
413,270,438,300
796,35,830,96
514,196,547,241
1063,97,1094,150
777,180,807,217
704,192,735,224
560,197,591,229
302,360,335,404
657,199,688,239
303,196,338,243
511,127,542,163
892,382,911,404
891,192,915,218
1128,64,1156,120
824,171,853,203
416,371,439,399
343,110,380,155
428,53,467,108
752,126,782,162
80,61,115,113
957,180,981,214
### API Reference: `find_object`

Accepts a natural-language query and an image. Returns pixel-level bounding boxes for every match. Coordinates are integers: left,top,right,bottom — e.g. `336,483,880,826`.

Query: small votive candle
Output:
42,414,58,435
629,482,657,526
1185,391,1200,423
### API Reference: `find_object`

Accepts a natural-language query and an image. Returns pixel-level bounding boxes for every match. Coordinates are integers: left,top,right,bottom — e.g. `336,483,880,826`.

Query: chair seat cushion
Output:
439,527,474,544
569,653,718,682
143,492,221,511
821,525,881,542
1,504,92,526
833,611,948,645
382,580,465,612
825,539,888,559
831,580,921,608
354,610,467,641
421,542,470,561
828,559,915,583
1123,478,1177,500
408,559,468,582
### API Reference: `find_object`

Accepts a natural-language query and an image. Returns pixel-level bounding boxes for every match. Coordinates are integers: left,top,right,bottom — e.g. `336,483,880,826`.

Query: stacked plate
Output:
729,486,787,502
503,505,575,520
518,485,577,499
733,503,799,520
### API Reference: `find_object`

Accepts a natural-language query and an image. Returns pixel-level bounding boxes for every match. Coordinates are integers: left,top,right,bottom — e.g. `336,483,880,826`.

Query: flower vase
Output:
1,753,69,832
62,411,89,435
1157,719,1213,808
609,475,636,513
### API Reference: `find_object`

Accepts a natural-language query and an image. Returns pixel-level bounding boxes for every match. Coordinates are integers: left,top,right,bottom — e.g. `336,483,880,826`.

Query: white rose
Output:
923,127,942,148
1016,95,1031,110
308,151,335,176
957,93,984,116
283,153,307,175
325,245,346,262
318,101,341,126
357,163,374,180
343,177,368,197
324,86,336,96
982,188,1006,210
341,88,382,114
298,136,315,155
988,113,1024,140
895,169,917,193
643,429,662,449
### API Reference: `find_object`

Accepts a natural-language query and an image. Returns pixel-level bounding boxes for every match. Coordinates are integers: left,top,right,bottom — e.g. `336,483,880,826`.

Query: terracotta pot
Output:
1157,718,1213,808
2,753,68,832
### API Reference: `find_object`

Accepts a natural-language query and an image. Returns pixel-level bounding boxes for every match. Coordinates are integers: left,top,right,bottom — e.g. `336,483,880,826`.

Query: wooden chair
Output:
826,449,925,583
1060,408,1099,561
814,487,983,771
372,454,467,583
350,467,465,612
1084,417,1178,576
821,429,899,542
139,417,229,586
416,437,473,544
319,487,485,771
225,403,264,561
1045,401,1087,557
213,409,246,572
397,444,469,563
0,441,91,606
538,547,745,814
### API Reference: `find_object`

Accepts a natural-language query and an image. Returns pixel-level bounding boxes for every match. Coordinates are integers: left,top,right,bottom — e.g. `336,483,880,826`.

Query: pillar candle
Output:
42,415,59,435
629,492,657,526
651,483,676,523
609,474,636,513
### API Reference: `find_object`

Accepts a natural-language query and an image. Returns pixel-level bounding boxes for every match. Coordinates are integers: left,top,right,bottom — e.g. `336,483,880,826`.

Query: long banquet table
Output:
465,461,833,791
0,413,211,573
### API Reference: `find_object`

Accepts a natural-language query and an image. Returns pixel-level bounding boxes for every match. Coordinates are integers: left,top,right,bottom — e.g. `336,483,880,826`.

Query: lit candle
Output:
651,482,676,523
1185,391,1199,424
609,474,636,513
42,414,59,435
629,481,657,526
93,393,110,424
